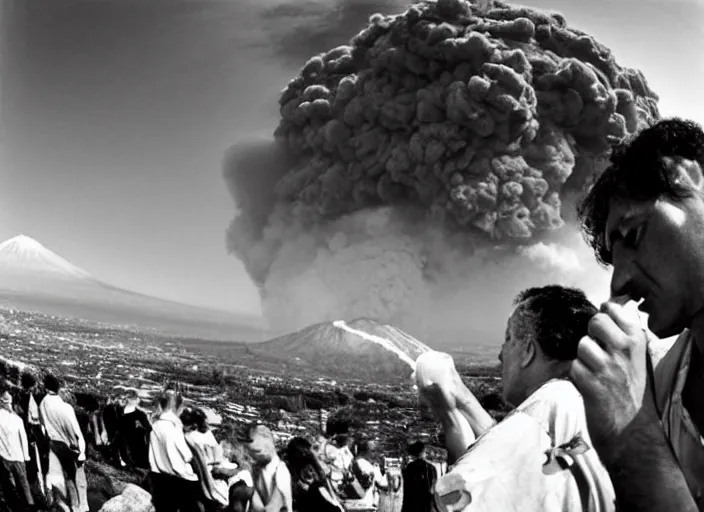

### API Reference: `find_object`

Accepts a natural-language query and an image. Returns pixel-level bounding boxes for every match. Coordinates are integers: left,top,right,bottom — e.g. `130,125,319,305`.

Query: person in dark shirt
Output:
14,371,49,506
113,390,151,470
401,442,437,512
102,394,123,465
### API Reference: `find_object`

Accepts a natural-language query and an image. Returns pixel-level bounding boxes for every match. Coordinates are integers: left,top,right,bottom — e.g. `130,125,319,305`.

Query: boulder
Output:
98,484,153,512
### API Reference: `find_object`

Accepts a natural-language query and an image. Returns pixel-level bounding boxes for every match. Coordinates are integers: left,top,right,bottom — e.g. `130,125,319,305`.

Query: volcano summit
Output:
0,235,96,282
0,235,263,342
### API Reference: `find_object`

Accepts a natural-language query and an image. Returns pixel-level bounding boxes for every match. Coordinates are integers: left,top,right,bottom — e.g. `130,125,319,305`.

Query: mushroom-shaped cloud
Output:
224,0,659,341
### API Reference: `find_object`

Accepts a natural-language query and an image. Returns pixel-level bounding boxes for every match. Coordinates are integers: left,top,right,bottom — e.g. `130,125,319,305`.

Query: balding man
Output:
240,424,293,512
148,389,201,512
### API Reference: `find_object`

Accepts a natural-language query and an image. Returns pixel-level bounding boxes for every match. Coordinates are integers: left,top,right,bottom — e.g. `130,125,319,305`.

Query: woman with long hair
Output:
285,438,345,512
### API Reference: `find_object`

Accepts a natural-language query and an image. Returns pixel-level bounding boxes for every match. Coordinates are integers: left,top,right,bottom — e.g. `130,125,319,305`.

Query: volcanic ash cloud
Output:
224,0,660,343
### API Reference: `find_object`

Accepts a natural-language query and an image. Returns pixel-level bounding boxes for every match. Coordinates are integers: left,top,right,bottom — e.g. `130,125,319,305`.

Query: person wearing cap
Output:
148,389,201,512
240,423,293,512
0,389,34,511
39,373,86,512
401,442,436,512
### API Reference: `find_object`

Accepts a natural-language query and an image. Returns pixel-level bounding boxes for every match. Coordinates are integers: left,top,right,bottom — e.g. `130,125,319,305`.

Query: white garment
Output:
346,457,385,508
333,446,354,471
0,408,30,462
148,411,197,481
253,456,293,512
40,393,85,460
186,429,222,465
435,379,615,512
516,379,616,512
228,468,254,488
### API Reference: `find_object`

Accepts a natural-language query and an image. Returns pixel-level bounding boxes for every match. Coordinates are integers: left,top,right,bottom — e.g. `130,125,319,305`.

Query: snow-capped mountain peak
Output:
0,234,94,280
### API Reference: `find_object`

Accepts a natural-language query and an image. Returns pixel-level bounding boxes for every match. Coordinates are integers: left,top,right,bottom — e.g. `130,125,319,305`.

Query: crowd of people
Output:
0,371,441,512
2,117,704,512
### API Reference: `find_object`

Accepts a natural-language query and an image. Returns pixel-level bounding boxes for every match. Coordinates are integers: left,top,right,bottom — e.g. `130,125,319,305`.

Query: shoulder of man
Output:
517,379,584,444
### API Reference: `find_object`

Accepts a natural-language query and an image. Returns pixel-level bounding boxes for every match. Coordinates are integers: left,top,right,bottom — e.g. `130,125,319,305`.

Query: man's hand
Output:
570,301,655,464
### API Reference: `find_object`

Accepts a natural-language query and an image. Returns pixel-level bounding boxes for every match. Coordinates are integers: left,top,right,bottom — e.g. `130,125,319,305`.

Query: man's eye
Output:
622,225,642,249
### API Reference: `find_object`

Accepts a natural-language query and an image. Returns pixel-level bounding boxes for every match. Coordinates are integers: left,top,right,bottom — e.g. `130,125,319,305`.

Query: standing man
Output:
401,442,437,512
15,371,49,505
113,389,151,470
574,118,704,511
0,390,34,511
148,389,201,512
39,374,86,512
240,423,293,512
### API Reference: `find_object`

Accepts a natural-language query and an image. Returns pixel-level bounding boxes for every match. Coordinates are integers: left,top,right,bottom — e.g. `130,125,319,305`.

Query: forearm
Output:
604,408,697,511
437,408,476,465
455,387,496,438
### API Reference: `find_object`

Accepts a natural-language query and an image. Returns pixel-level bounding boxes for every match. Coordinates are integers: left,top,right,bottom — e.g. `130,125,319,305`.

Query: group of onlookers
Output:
0,372,88,512
0,368,438,512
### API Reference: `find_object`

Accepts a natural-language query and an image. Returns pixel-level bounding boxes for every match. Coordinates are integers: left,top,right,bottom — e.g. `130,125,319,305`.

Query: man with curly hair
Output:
574,118,704,511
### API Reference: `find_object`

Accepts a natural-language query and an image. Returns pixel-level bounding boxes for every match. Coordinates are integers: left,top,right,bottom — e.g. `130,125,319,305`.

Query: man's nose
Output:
610,249,636,298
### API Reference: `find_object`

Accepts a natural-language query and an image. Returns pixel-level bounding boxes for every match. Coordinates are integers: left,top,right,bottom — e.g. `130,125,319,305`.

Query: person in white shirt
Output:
39,374,86,512
421,286,616,512
148,389,201,512
241,423,293,512
0,390,34,511
345,439,388,509
185,408,223,468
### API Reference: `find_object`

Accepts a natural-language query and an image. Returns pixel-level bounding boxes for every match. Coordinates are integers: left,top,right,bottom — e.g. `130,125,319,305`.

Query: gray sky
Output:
1,0,702,317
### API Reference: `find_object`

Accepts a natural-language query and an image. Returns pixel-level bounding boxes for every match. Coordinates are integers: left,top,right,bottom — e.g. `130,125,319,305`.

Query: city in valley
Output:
0,304,507,469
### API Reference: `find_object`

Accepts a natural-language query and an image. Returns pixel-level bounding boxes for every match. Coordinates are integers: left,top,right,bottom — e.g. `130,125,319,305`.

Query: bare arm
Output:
419,383,480,464
454,386,496,438
435,406,477,465
601,406,698,511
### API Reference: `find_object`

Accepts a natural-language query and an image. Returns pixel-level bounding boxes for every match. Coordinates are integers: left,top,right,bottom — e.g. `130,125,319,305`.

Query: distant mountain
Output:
0,235,264,342
0,235,96,281
250,318,431,383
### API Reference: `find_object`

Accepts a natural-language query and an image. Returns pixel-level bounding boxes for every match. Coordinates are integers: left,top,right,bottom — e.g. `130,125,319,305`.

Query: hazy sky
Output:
0,0,702,317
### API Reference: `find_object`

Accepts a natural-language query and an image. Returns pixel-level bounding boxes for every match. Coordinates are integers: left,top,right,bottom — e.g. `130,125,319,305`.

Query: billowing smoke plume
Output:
224,0,660,347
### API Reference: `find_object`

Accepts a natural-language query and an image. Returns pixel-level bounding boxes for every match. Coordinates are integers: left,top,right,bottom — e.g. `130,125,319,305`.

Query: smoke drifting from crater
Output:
224,0,660,348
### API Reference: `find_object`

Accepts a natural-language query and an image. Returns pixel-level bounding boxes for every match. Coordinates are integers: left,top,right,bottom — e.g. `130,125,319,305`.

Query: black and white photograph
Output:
0,0,703,510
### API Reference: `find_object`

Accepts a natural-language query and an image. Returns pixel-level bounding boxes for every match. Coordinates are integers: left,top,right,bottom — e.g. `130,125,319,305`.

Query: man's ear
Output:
663,156,704,192
520,339,536,368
